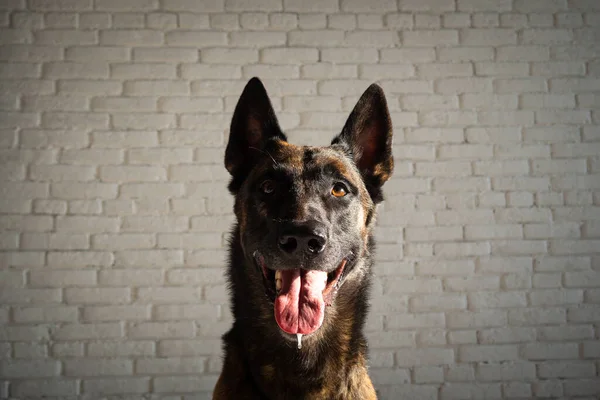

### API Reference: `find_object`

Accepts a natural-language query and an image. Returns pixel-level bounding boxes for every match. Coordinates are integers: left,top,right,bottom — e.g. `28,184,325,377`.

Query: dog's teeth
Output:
275,270,282,292
296,333,302,349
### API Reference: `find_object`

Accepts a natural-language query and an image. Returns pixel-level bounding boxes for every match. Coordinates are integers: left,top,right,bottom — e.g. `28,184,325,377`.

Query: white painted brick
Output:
414,14,440,29
153,375,219,393
345,31,399,47
230,31,286,46
147,12,178,29
12,379,78,397
42,112,109,130
523,342,579,360
460,28,516,45
100,29,163,45
297,13,326,29
34,29,96,46
400,0,454,11
13,306,78,323
457,0,511,11
65,358,133,376
0,359,61,378
82,305,150,322
65,288,130,305
82,377,150,394
136,356,206,374
403,30,458,46
87,341,154,357
410,293,467,312
133,47,197,62
534,380,564,397
92,233,155,250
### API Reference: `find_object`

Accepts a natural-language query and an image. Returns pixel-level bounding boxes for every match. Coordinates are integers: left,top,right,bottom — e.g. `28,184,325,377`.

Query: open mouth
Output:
253,252,347,336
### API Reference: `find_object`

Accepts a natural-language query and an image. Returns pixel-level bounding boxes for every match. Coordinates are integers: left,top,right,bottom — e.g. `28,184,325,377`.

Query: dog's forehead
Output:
270,141,358,179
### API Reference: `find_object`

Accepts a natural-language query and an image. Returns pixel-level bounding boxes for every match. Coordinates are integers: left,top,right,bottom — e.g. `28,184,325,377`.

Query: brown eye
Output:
331,183,347,198
261,180,275,194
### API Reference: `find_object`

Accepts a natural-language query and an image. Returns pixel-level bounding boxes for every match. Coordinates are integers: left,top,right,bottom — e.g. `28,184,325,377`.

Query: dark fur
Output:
214,78,394,400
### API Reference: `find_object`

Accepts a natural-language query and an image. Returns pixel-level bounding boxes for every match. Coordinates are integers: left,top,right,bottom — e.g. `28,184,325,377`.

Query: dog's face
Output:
225,78,393,341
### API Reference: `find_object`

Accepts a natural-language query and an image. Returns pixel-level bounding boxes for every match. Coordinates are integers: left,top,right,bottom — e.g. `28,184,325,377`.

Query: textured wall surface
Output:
1,0,600,399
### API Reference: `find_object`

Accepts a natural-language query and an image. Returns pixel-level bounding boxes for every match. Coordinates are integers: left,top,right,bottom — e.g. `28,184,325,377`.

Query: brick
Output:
154,304,220,321
410,293,467,312
153,375,218,393
523,342,579,360
82,377,149,394
0,232,19,249
461,29,516,45
98,269,163,287
13,343,48,359
92,131,158,148
345,31,399,47
415,14,440,29
100,29,163,45
395,348,454,367
128,321,195,338
83,305,150,322
112,113,175,129
87,341,154,357
0,360,60,378
0,325,52,342
29,269,96,287
79,13,111,29
99,165,166,182
47,251,113,267
229,31,286,47
136,357,206,375
381,48,435,63
534,380,564,397
400,0,454,11
321,48,377,64
137,287,201,304
58,79,122,95
538,325,594,341
0,62,40,79
32,13,73,29
457,0,511,10
441,382,503,399
92,233,155,250
158,339,221,357
403,30,458,46
459,344,519,362
65,358,133,376
477,361,536,381
12,379,78,397
33,29,95,46
65,46,128,61
13,306,78,323
27,0,91,9
65,288,130,305
51,342,81,357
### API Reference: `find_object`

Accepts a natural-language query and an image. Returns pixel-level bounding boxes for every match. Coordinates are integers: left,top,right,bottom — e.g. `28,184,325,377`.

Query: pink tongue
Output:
274,269,327,335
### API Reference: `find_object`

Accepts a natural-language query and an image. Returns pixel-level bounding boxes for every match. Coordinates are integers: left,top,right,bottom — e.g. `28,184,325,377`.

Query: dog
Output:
213,77,394,399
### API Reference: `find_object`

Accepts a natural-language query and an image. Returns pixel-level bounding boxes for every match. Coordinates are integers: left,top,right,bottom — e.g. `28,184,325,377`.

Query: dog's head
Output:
225,78,393,341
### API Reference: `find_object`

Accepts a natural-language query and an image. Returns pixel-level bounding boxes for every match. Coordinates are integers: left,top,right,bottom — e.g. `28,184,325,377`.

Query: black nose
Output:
278,220,327,256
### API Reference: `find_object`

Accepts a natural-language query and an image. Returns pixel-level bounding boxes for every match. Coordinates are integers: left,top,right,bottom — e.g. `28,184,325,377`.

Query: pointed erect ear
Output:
331,84,394,203
225,78,286,190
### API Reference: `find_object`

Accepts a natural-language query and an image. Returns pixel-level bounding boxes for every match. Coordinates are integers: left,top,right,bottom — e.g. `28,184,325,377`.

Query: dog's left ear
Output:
332,84,393,203
225,77,287,192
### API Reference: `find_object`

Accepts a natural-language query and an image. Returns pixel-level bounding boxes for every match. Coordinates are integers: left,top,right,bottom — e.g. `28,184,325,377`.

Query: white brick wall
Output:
0,0,599,398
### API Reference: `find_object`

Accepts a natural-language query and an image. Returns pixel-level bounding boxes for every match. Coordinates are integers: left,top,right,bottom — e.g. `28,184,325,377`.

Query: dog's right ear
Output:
225,77,286,192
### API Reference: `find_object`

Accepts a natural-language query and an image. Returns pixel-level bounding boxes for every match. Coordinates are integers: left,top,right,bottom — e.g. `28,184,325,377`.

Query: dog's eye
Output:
260,180,275,194
331,183,347,198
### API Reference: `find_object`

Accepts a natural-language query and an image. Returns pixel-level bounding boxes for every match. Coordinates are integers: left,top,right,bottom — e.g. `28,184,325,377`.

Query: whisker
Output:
249,146,279,167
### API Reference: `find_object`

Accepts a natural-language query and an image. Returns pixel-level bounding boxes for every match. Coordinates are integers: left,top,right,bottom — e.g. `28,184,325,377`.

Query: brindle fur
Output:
214,77,393,400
